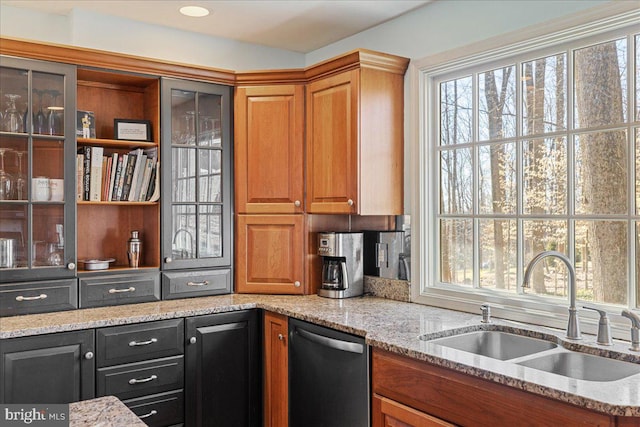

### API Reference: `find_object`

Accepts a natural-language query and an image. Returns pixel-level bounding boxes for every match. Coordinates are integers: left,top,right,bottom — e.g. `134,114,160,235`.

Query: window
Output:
416,12,640,333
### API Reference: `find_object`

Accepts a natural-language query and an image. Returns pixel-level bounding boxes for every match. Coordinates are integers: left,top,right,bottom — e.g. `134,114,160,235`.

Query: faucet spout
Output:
523,251,581,340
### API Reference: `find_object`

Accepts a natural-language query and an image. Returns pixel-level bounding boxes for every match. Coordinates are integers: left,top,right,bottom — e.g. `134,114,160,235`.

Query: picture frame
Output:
76,110,96,139
114,119,152,142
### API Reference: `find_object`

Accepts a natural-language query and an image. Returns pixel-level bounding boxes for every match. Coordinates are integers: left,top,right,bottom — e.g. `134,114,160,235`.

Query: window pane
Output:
523,220,568,298
478,66,516,140
479,143,516,214
198,149,221,203
479,219,516,290
636,128,640,215
523,138,567,215
440,148,472,214
637,221,640,308
574,38,627,128
636,35,639,121
199,205,222,258
522,54,566,135
172,205,196,259
575,130,628,215
440,219,473,286
440,77,472,145
575,220,627,305
172,147,196,202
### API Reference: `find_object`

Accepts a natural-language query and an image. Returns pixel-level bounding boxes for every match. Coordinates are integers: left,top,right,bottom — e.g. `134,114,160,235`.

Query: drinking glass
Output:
47,90,64,136
1,94,24,133
0,147,15,200
34,89,46,134
14,150,26,200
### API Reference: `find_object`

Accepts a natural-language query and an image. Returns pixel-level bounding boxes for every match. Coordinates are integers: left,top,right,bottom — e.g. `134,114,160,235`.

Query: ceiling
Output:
2,0,432,53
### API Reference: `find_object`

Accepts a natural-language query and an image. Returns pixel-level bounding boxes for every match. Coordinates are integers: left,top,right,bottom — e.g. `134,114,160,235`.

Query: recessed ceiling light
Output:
179,6,210,17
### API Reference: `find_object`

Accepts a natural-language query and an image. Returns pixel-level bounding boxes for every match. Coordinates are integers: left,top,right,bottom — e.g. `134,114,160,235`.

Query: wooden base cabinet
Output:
185,310,261,427
263,311,288,427
372,348,639,427
0,330,95,404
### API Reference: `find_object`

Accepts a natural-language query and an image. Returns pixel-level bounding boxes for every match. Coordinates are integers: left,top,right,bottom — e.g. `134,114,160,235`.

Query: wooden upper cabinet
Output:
306,62,406,215
235,85,304,214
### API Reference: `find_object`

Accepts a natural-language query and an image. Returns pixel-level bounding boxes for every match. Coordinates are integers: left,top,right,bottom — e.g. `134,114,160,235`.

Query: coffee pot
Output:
318,232,363,299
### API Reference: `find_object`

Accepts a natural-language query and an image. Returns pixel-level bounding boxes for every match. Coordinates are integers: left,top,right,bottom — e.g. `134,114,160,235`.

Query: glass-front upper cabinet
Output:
160,78,232,270
0,57,76,282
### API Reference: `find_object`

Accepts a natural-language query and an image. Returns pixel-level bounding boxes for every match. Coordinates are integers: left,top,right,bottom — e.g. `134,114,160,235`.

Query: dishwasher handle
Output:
295,327,364,354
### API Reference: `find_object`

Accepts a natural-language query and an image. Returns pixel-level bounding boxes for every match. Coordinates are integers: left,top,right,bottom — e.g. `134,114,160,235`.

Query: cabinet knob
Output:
67,262,76,270
84,351,94,360
294,281,301,288
294,200,301,207
347,199,354,206
165,257,173,263
189,337,197,344
278,334,285,341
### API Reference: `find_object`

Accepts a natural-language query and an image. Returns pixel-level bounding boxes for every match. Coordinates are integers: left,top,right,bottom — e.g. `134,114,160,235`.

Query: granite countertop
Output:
69,396,146,427
2,294,639,417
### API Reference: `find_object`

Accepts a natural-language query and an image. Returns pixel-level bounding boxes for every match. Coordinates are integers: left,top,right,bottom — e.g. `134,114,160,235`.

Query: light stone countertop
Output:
69,396,146,427
2,294,639,417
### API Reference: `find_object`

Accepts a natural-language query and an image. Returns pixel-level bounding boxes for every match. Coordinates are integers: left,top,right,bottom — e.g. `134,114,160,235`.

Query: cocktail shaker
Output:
127,231,141,268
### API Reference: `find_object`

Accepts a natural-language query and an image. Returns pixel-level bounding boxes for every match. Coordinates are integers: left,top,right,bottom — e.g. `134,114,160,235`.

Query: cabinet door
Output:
372,394,454,427
236,214,305,294
0,56,77,282
235,85,304,214
0,330,94,404
263,311,288,427
185,310,261,427
306,70,359,214
161,78,233,271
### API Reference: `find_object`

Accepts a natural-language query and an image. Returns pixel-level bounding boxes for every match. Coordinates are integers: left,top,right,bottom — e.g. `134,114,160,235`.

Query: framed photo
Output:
76,110,96,139
114,119,152,142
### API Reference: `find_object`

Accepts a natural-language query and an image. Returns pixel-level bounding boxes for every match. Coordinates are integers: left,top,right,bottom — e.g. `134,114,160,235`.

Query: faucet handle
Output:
621,310,640,352
582,306,612,346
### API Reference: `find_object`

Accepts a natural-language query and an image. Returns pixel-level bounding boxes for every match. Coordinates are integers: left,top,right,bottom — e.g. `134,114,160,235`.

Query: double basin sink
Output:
420,329,640,382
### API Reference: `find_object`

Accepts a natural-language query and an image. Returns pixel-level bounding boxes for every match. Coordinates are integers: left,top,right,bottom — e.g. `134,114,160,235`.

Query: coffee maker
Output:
317,232,363,299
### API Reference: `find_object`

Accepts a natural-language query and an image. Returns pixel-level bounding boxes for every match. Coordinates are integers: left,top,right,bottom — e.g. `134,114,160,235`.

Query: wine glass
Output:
47,90,64,136
0,147,15,200
34,89,46,134
14,150,26,200
1,94,24,133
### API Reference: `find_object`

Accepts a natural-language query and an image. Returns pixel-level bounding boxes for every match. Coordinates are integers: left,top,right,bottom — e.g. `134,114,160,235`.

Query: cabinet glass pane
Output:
32,72,65,136
172,90,196,145
0,67,28,134
199,205,222,258
199,149,221,203
33,138,64,201
172,147,196,202
0,136,27,201
197,93,222,147
0,204,27,268
171,204,196,260
33,205,64,267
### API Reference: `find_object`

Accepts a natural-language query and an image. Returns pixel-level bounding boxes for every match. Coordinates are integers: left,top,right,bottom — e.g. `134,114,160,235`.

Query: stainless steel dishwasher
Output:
289,318,369,427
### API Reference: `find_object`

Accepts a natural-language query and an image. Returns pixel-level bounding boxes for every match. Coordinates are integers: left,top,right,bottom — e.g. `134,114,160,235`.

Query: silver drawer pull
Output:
108,286,136,294
128,338,158,347
128,374,157,385
16,294,47,302
138,410,158,419
187,280,209,287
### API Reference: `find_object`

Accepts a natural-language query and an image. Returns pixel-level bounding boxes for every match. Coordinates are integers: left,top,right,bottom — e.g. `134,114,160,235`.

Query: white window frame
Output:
409,4,640,340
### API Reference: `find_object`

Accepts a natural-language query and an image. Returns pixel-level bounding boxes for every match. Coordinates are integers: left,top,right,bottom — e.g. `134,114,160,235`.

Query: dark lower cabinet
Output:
0,330,95,404
185,309,261,427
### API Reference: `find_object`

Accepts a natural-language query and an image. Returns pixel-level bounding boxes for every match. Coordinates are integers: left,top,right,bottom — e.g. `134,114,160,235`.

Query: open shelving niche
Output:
76,68,160,273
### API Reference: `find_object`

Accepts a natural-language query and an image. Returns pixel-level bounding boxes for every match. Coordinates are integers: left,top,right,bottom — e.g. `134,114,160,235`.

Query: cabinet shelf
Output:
78,265,159,274
78,137,157,149
77,201,158,206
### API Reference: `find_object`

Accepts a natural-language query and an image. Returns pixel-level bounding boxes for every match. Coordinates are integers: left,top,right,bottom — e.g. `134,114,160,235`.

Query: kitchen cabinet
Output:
0,56,77,283
372,348,639,426
263,311,288,427
79,270,160,308
0,330,95,404
236,214,305,294
185,309,261,427
305,58,407,215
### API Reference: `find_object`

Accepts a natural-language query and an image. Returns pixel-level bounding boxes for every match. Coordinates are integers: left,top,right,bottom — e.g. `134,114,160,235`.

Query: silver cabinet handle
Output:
108,286,135,294
164,257,172,263
189,337,197,344
16,294,47,301
67,262,76,270
294,281,301,288
278,334,284,341
84,351,94,360
129,374,157,385
138,410,157,419
294,200,301,207
187,280,209,287
347,199,354,206
129,338,158,347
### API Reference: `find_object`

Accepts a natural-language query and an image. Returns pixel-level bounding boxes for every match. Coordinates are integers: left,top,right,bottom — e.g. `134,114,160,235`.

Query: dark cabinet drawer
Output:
96,355,184,400
123,389,184,427
161,269,231,300
0,279,77,317
96,319,184,367
79,272,160,308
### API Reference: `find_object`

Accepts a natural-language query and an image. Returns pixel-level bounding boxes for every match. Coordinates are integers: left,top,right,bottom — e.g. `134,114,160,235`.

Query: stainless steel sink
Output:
517,351,640,382
422,331,557,360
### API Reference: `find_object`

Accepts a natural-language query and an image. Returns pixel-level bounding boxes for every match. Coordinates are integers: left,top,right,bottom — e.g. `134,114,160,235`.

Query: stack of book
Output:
77,147,159,202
